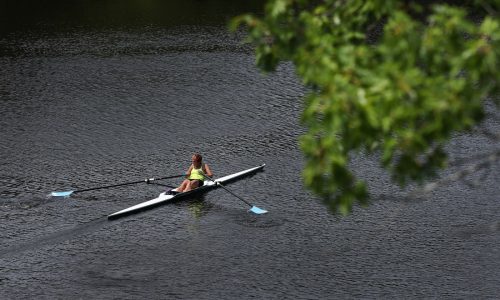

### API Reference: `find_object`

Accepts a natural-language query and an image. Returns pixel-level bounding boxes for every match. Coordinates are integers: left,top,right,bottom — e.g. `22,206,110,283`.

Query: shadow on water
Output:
232,212,286,228
453,221,500,238
183,191,285,228
0,196,54,210
0,193,106,212
0,0,266,35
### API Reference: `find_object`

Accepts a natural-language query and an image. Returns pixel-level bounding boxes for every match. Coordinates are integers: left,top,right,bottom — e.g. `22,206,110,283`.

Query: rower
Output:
172,153,213,193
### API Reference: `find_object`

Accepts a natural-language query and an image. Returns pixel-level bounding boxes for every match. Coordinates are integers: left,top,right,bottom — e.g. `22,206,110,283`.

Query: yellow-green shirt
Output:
188,165,205,181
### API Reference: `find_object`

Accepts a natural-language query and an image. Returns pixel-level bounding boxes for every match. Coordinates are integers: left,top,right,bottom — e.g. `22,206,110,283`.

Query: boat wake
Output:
0,217,107,258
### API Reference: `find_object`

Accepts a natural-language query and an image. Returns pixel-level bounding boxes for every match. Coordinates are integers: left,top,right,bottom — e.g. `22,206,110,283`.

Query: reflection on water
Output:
187,197,212,219
186,198,212,236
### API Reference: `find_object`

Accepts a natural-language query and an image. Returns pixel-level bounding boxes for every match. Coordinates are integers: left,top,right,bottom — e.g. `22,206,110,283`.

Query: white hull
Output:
107,164,265,219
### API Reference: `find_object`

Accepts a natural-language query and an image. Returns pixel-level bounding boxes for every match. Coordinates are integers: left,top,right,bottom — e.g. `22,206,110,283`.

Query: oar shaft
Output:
74,180,145,193
73,174,185,194
202,174,252,207
216,182,253,207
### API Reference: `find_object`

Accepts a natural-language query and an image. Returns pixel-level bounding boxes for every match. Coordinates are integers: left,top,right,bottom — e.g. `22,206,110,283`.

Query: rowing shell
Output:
107,164,265,219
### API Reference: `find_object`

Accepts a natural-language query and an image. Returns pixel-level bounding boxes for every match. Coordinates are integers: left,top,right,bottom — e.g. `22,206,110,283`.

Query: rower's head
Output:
192,153,202,166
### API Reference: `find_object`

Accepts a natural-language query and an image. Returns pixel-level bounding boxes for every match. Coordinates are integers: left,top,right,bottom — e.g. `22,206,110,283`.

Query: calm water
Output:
1,1,499,299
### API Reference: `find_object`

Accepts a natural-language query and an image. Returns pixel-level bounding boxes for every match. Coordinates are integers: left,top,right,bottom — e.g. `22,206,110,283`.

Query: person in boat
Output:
174,153,213,193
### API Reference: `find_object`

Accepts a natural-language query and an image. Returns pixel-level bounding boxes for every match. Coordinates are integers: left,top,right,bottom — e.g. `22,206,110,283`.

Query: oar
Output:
51,174,185,197
202,174,267,214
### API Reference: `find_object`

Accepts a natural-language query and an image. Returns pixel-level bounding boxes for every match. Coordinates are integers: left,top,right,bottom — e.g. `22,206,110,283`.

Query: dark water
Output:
1,1,499,299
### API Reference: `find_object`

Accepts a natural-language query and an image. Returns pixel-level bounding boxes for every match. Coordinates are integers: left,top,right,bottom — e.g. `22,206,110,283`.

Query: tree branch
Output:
412,148,500,196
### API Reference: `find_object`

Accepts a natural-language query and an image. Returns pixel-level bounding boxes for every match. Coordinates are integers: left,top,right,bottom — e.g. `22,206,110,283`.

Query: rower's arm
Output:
185,165,193,178
204,164,213,178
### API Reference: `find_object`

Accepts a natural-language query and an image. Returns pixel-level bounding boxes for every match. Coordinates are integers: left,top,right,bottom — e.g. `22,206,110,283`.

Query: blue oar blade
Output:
51,191,74,197
249,206,268,214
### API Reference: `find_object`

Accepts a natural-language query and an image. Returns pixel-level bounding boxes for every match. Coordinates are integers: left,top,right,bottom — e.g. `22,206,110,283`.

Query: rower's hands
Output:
205,175,217,184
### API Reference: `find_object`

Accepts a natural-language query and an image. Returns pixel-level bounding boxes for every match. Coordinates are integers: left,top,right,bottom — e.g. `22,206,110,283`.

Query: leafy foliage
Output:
231,0,500,214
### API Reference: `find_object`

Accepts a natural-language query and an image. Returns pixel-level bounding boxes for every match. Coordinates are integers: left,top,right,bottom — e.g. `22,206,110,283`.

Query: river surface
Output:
1,1,499,299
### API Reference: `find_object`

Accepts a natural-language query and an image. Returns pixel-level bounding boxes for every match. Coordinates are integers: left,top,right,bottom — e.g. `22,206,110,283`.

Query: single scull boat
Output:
107,164,266,219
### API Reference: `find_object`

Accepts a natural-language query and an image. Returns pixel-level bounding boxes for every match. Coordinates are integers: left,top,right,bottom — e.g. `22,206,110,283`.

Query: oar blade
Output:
51,191,74,197
249,206,268,214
